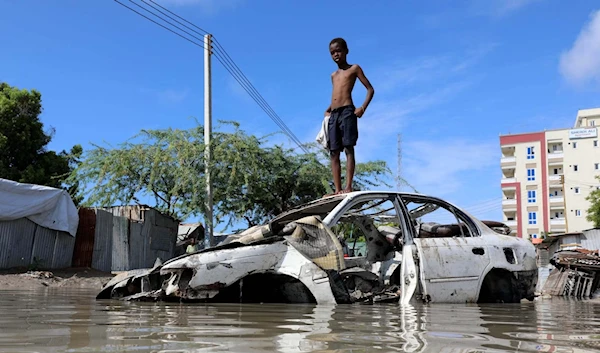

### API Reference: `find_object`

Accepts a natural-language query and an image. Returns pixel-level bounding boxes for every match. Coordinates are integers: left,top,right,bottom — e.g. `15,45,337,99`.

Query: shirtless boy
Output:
325,37,375,195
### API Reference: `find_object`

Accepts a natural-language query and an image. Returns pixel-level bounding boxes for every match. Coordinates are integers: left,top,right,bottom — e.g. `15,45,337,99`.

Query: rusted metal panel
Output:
0,219,36,269
84,206,178,271
128,221,144,269
52,231,75,268
111,216,129,271
31,226,58,269
106,205,145,222
72,208,96,267
92,209,113,272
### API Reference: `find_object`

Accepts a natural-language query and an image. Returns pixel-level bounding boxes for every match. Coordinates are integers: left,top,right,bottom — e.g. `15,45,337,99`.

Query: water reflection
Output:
0,289,598,352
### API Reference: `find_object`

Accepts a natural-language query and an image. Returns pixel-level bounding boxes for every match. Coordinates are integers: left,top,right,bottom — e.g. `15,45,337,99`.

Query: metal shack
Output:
535,229,600,297
72,205,178,272
0,178,79,269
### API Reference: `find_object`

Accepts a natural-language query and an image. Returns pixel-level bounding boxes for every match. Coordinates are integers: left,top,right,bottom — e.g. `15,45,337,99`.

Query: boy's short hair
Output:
330,37,348,52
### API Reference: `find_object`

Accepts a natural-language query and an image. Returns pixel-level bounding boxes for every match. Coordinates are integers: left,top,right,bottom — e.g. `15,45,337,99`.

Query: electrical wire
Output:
115,0,310,154
114,0,207,50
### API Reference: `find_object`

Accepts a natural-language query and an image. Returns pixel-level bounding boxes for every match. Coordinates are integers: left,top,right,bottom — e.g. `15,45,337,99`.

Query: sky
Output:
1,0,600,231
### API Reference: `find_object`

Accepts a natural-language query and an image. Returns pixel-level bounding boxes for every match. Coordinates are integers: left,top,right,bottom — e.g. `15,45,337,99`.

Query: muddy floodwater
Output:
1,289,599,352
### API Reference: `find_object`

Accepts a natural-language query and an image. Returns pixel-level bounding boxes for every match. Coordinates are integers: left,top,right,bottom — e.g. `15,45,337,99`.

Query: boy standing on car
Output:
325,37,375,195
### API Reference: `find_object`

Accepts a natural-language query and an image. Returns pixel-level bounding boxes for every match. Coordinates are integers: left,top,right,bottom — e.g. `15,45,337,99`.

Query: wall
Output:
75,206,178,272
0,218,76,269
500,132,547,238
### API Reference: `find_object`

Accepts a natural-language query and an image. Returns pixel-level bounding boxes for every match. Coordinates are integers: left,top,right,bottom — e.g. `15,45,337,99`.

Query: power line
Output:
143,0,306,151
119,0,307,152
115,0,310,154
113,0,207,50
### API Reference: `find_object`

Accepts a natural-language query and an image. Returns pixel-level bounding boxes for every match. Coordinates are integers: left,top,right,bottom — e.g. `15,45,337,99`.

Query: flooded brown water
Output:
0,289,599,352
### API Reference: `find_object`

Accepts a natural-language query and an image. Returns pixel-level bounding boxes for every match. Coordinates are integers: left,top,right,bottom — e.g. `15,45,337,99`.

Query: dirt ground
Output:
0,267,115,290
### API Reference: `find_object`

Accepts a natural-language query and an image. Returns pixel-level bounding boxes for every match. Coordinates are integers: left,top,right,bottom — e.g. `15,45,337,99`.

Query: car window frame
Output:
399,194,481,239
323,193,404,230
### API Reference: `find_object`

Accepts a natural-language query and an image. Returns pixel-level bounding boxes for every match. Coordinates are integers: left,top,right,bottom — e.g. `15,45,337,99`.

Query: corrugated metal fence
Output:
0,218,75,269
74,206,178,272
572,229,600,251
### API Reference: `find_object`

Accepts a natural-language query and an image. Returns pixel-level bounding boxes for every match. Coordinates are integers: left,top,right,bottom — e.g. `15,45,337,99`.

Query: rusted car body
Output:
97,191,537,304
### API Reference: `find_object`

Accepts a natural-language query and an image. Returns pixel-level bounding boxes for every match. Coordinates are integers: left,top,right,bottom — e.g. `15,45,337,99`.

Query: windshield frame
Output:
269,194,347,233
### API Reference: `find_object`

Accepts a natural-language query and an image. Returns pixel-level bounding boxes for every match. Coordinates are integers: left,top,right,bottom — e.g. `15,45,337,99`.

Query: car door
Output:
400,195,490,303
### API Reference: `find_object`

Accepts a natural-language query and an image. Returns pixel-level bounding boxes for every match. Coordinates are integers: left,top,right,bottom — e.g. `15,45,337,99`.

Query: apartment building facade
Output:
500,108,600,239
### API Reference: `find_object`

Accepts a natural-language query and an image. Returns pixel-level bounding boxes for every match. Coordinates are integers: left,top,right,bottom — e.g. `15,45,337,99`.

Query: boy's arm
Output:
324,73,334,116
355,65,375,116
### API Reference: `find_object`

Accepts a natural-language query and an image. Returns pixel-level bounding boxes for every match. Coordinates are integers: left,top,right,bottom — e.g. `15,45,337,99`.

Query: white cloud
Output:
421,0,540,27
403,139,498,195
157,88,189,103
155,0,242,13
138,87,189,104
493,0,541,15
471,0,542,17
355,77,475,163
373,44,494,93
559,10,600,86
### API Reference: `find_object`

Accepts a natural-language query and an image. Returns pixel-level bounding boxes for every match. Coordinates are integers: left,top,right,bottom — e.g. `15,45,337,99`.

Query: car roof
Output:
271,190,444,223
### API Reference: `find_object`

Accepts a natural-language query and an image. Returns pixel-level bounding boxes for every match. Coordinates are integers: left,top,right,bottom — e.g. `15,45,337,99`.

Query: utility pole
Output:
204,34,214,248
397,134,402,191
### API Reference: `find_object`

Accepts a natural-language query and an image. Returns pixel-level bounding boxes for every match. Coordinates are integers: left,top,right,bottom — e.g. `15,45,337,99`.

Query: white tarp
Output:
0,178,79,236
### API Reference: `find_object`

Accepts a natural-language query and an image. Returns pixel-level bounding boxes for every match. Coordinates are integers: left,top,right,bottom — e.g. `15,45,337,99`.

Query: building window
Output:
527,168,536,181
595,163,599,170
574,187,580,194
573,142,578,148
595,140,598,147
527,146,535,159
527,190,536,203
528,212,537,225
531,233,538,239
592,121,596,126
574,165,578,172
575,210,582,217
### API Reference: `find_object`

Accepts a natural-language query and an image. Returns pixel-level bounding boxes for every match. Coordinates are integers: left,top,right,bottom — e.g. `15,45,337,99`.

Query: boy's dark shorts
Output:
328,105,358,152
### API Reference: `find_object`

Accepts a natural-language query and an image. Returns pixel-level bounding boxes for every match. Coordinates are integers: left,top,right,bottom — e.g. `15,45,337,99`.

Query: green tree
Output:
0,82,82,203
586,176,600,227
69,121,394,228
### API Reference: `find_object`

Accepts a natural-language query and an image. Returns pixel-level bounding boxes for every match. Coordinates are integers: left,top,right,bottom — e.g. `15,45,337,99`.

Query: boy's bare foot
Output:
340,188,353,194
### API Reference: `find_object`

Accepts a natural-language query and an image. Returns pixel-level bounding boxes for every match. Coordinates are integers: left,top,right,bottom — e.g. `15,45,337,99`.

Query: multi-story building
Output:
500,108,600,239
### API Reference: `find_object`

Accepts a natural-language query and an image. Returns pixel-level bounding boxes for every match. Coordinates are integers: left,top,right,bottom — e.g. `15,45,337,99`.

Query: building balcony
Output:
504,220,517,228
548,160,563,167
502,199,517,206
549,175,563,185
501,156,516,168
549,196,564,204
501,177,516,184
548,152,564,160
550,218,566,226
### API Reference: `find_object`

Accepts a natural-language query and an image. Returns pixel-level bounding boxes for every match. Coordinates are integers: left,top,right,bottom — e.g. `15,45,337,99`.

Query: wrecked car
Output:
97,191,538,304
